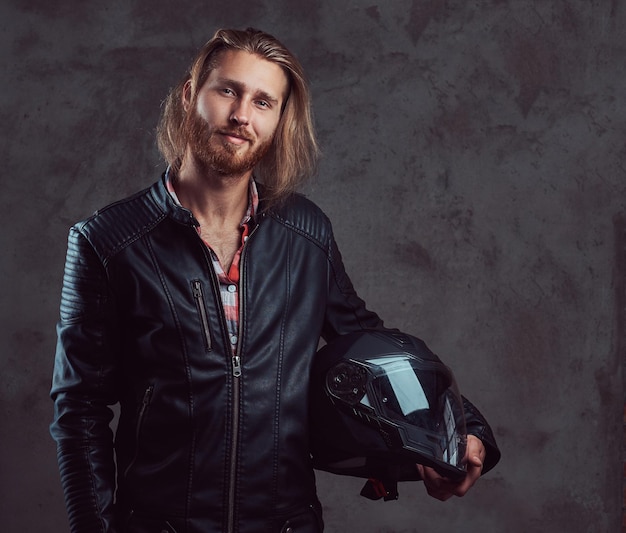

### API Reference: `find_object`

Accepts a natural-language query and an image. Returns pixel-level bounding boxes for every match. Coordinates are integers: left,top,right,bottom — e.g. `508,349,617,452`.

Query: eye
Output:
221,87,235,96
255,100,270,109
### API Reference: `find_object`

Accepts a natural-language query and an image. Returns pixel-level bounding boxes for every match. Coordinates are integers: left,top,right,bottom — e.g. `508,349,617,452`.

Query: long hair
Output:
156,28,320,209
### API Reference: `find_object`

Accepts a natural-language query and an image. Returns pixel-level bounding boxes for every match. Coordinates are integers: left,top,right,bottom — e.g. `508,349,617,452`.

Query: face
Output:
183,50,289,176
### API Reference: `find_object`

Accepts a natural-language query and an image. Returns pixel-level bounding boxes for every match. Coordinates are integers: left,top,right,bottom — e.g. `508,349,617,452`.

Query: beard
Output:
183,111,274,176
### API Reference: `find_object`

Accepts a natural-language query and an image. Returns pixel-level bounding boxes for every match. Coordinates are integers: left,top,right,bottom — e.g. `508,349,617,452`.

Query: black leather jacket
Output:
51,176,499,533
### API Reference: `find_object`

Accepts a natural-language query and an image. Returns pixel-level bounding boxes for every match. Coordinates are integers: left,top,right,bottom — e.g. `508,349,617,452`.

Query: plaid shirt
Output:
165,170,259,355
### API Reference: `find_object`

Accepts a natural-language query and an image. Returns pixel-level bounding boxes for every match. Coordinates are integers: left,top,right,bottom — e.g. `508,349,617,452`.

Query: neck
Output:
175,150,251,226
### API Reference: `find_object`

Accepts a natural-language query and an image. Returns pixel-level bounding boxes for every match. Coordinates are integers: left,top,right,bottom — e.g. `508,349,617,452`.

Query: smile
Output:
219,130,252,145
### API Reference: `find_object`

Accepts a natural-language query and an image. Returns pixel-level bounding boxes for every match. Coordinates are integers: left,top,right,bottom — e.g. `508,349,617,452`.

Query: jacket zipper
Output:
192,232,241,532
123,384,154,478
191,279,212,351
226,222,259,533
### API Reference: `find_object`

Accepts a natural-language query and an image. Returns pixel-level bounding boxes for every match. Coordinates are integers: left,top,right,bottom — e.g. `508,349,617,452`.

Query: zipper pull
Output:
232,355,242,377
192,280,201,298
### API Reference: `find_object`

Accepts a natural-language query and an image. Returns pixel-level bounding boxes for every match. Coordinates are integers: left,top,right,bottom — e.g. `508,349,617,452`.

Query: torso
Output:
198,224,242,272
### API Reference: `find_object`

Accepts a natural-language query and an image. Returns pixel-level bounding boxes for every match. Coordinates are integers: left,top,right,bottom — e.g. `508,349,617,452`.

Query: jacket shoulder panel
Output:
267,194,332,252
74,184,167,265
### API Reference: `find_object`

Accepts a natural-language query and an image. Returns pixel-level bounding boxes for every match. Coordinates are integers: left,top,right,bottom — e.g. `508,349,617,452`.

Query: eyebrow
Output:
215,77,281,106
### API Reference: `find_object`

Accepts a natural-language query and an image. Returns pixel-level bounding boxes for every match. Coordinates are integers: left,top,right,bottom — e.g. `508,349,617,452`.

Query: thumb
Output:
468,452,483,468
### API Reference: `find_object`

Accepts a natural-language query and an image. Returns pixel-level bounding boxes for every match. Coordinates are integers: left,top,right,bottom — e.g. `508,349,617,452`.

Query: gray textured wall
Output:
1,1,624,532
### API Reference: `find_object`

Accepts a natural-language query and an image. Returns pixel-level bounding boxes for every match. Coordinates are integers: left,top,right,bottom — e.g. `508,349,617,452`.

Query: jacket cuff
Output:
462,396,501,475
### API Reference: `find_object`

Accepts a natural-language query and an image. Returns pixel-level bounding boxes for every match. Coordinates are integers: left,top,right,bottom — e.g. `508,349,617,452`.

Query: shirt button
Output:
230,335,238,345
227,284,236,293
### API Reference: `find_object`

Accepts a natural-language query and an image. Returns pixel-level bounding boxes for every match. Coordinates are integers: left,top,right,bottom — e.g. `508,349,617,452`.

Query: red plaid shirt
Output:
166,171,259,355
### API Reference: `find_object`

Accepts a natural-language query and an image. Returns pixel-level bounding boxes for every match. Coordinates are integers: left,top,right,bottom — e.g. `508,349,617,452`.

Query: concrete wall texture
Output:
1,0,624,531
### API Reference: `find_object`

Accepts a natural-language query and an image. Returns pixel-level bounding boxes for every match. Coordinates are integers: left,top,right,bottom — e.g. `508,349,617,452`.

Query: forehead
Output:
207,49,289,102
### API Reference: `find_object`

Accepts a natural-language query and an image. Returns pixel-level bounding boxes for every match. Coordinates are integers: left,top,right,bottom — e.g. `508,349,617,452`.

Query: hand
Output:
416,434,485,501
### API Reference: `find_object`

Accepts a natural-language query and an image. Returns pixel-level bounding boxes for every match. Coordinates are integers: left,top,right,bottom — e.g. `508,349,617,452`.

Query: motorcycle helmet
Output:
309,330,467,487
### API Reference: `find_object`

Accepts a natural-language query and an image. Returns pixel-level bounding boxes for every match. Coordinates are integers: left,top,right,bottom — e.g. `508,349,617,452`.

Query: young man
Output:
51,28,499,533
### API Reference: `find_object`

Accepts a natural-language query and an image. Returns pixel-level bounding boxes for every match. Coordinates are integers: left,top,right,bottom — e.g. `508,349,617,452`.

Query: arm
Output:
321,226,388,340
319,221,501,499
50,227,119,532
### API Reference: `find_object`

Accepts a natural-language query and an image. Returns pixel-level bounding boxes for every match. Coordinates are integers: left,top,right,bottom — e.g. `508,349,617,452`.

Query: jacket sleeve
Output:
321,227,388,340
463,396,501,474
50,226,120,533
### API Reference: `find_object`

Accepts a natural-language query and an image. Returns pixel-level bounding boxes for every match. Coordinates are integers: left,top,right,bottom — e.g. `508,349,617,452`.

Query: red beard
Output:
183,111,273,176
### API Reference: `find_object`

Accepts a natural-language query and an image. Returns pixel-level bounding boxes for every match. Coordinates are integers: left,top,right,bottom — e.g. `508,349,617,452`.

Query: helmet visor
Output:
326,353,467,475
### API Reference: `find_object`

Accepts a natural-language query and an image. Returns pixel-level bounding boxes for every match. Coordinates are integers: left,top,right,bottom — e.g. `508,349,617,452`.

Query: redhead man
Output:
51,28,499,533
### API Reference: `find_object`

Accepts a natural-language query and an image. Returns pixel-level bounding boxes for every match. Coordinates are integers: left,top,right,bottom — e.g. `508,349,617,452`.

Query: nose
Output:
230,99,250,126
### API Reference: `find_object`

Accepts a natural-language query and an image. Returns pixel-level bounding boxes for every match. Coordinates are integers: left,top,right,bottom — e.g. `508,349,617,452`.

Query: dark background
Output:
1,1,624,531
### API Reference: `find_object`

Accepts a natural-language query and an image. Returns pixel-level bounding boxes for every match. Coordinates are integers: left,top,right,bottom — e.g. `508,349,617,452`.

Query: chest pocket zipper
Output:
192,279,213,351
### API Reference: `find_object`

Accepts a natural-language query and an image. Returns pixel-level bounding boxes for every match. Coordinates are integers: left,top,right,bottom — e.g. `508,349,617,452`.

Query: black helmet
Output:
309,330,467,489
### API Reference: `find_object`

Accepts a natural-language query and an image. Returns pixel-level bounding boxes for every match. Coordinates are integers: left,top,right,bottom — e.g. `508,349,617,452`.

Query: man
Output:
51,28,499,533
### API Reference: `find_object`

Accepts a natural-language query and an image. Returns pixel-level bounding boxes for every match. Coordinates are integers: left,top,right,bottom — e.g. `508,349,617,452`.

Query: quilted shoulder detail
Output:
267,194,333,251
74,184,166,266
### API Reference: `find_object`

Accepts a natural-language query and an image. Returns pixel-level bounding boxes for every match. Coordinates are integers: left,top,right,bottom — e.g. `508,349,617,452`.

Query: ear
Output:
182,80,193,113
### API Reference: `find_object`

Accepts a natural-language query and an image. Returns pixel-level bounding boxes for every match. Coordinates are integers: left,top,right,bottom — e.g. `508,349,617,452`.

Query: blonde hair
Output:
157,28,320,209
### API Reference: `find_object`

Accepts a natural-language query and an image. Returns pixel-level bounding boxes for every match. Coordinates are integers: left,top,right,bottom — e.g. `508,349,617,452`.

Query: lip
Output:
219,130,252,145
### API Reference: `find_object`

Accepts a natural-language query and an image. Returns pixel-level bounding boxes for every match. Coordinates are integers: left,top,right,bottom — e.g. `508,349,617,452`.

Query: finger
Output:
425,479,455,501
417,465,458,501
424,487,451,501
468,453,484,468
465,435,486,468
452,464,482,497
467,435,485,456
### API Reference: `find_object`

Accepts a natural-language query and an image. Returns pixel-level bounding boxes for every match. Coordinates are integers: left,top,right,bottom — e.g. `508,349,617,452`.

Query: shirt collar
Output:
164,167,259,227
